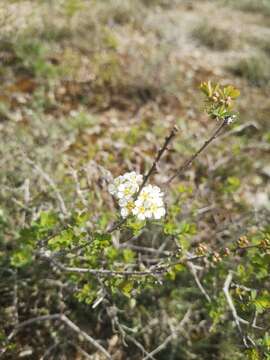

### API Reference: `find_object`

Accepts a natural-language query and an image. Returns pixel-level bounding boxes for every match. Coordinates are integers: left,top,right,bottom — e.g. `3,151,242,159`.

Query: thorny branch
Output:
223,272,257,349
25,157,68,216
187,261,211,303
41,242,268,279
142,307,192,360
1,314,112,359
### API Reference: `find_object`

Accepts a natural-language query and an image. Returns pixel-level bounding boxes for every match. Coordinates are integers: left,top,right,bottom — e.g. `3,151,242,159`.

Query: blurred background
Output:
0,0,269,359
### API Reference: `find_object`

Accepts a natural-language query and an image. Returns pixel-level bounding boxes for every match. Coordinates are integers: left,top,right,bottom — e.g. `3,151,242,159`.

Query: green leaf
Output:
123,249,135,263
224,85,240,99
246,349,260,360
48,229,74,251
254,294,270,312
39,211,58,230
120,280,134,297
11,245,33,268
106,246,119,261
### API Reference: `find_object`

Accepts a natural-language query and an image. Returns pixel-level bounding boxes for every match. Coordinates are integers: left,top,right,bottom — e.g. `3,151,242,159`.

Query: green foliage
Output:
10,245,33,268
253,293,270,313
14,38,59,78
76,283,97,304
200,81,240,119
223,176,241,193
64,0,85,18
48,229,75,251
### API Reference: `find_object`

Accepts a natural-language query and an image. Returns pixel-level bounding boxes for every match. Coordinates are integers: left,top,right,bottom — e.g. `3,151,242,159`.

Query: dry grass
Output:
229,53,270,87
192,21,233,50
224,0,270,16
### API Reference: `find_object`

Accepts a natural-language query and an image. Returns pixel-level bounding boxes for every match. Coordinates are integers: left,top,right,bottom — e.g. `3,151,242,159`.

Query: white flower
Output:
133,184,166,220
132,204,150,220
123,171,143,186
108,175,124,195
117,182,138,199
119,198,135,218
150,203,166,219
108,171,166,221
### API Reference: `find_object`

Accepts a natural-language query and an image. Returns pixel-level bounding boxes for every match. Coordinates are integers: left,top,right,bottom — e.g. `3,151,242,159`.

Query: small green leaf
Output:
254,294,270,312
11,245,33,267
39,211,58,230
120,280,134,297
123,249,135,263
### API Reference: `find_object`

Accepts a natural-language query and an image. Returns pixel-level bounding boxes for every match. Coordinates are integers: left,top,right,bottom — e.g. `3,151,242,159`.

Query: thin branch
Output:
70,342,93,360
2,314,111,360
105,303,157,360
40,341,61,360
126,334,157,360
119,243,171,256
69,167,88,208
187,262,211,303
41,242,266,280
49,256,163,277
60,315,111,359
166,118,227,185
223,272,249,348
25,157,68,216
138,125,179,195
142,307,192,360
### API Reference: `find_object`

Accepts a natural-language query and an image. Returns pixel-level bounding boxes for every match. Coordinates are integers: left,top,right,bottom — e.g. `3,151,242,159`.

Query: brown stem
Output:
166,118,227,185
138,125,179,195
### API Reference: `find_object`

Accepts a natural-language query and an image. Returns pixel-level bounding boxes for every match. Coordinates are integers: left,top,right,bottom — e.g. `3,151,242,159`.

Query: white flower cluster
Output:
109,172,166,221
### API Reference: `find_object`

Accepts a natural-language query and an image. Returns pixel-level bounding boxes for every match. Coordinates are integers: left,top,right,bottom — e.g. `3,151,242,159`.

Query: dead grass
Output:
191,21,233,51
225,0,270,16
229,53,270,87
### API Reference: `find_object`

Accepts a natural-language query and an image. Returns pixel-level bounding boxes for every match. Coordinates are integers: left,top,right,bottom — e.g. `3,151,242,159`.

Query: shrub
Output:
3,83,269,360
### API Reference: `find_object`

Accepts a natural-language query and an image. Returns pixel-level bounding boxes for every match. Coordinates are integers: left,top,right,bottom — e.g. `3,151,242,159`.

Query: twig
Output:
142,307,192,360
187,262,211,303
119,243,171,256
48,256,163,277
22,178,30,225
138,125,179,195
106,304,157,360
42,241,266,280
25,157,68,216
70,342,93,360
166,118,227,185
69,167,88,208
12,270,19,326
223,272,250,348
126,334,157,360
2,314,111,360
40,341,61,360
